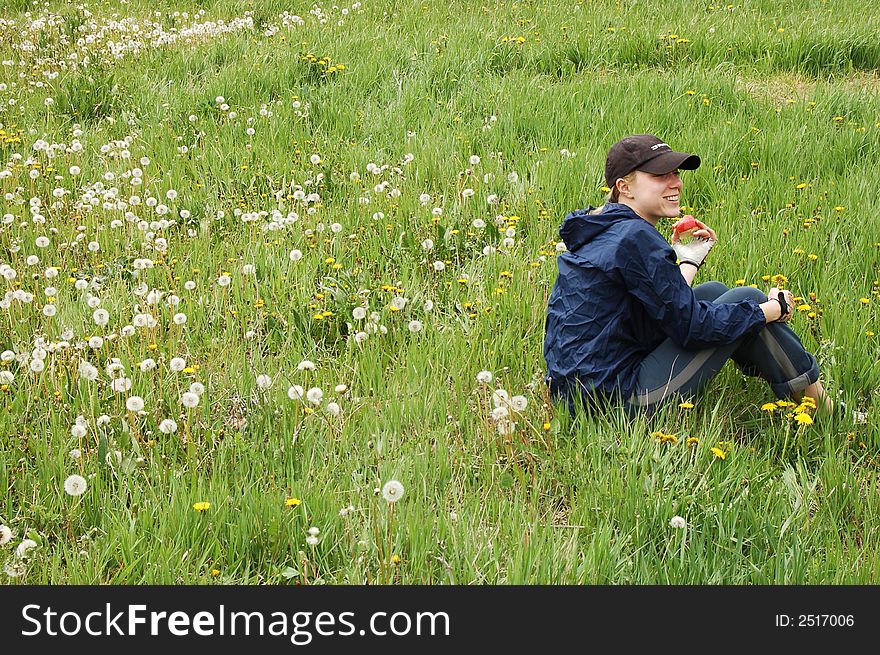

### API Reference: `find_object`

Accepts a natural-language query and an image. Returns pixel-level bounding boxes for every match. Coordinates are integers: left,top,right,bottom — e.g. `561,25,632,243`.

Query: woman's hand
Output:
671,218,716,268
767,287,795,323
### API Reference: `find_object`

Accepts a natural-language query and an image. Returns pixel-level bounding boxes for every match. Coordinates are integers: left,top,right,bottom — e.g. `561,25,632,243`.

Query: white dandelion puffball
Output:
169,357,186,372
325,402,341,417
217,275,231,287
0,524,12,546
71,424,87,438
69,449,81,460
352,306,367,320
289,249,303,262
63,474,87,497
92,308,109,326
408,320,423,333
173,313,187,325
492,389,510,408
189,382,205,396
497,419,516,435
510,395,528,412
78,361,98,381
0,370,13,385
432,260,445,271
297,360,316,371
159,419,178,434
126,396,145,412
334,384,347,394
256,374,273,390
670,516,687,529
16,538,38,558
491,406,509,421
306,535,319,546
305,387,323,405
181,392,200,408
476,370,493,384
288,385,305,400
382,480,405,504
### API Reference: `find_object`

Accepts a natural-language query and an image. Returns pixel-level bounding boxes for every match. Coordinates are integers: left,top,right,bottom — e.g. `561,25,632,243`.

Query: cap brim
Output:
638,151,701,175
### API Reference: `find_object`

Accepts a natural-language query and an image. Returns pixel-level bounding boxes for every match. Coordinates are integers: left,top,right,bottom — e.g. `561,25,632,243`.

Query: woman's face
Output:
617,170,682,223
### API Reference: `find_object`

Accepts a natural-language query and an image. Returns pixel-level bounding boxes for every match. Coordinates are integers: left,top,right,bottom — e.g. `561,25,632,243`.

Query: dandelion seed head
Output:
382,480,405,503
63,474,87,497
181,392,200,408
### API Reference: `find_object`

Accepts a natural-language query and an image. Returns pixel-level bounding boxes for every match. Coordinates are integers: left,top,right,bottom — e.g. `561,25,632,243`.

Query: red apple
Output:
672,215,699,235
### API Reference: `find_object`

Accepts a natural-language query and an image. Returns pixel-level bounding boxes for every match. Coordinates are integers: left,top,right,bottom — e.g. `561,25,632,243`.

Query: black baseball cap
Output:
604,134,700,188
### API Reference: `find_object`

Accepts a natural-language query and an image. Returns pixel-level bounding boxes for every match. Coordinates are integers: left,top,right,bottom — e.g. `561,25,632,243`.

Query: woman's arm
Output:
679,262,698,286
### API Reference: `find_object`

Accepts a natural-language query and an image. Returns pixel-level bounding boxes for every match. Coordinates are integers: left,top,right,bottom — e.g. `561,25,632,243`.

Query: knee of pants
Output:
693,281,728,301
718,286,766,304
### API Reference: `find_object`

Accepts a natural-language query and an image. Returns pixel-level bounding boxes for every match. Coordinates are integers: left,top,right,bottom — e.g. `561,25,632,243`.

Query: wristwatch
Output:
774,293,789,321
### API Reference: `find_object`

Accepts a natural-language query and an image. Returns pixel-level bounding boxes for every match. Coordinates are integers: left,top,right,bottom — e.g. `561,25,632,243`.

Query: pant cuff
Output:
769,356,820,398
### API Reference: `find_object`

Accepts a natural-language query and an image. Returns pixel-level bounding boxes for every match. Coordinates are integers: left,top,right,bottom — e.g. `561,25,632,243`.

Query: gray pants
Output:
624,281,820,416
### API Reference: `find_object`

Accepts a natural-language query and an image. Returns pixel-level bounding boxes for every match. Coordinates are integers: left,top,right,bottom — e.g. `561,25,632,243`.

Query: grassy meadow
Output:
0,0,879,584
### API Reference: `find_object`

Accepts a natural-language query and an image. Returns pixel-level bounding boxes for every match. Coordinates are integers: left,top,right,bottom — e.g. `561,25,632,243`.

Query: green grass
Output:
0,0,878,584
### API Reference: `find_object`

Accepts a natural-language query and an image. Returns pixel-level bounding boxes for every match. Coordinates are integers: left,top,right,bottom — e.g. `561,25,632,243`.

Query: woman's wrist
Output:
760,299,783,323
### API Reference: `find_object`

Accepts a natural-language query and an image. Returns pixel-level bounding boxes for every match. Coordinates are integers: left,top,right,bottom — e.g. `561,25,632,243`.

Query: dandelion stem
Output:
386,503,395,585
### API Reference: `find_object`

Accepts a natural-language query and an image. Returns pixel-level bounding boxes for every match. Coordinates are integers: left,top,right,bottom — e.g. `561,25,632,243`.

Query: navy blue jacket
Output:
543,203,766,403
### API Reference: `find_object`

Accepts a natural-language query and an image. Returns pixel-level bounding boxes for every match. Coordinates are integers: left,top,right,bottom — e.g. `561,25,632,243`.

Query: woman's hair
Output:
590,171,636,214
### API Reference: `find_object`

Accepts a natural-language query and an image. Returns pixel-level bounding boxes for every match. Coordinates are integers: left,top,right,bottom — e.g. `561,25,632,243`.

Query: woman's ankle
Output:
793,381,833,414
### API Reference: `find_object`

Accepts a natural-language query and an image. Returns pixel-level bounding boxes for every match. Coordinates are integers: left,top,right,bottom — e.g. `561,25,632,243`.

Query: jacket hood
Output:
559,203,645,252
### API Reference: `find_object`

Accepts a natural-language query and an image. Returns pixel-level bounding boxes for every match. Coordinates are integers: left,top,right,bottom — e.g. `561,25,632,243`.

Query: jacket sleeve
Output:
618,231,766,349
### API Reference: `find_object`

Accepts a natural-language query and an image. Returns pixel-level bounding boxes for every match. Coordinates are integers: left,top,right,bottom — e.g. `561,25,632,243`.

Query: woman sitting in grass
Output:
543,134,832,419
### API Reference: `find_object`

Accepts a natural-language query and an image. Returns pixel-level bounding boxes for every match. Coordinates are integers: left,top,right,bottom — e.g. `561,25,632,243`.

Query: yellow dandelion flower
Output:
686,437,699,447
679,401,694,409
761,402,777,412
860,297,870,305
710,447,726,460
651,431,678,444
211,569,220,576
286,497,302,507
794,413,813,426
193,502,211,512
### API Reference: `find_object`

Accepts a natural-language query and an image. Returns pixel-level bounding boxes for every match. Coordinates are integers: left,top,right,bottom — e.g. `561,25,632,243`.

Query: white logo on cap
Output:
650,143,670,150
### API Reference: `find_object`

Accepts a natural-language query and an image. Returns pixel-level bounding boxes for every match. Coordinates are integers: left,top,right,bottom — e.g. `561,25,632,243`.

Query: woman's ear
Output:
616,177,633,199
